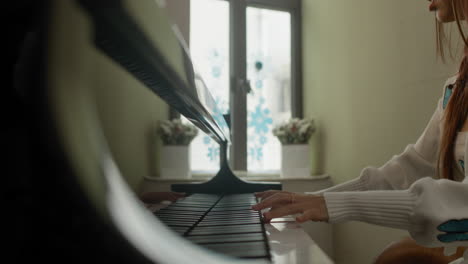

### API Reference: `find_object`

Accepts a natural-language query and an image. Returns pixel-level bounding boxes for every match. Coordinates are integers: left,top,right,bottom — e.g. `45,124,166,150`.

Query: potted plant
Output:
272,118,316,178
157,118,198,178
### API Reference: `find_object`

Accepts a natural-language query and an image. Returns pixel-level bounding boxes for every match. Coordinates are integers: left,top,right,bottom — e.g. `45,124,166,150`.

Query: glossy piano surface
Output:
148,200,334,263
267,218,334,264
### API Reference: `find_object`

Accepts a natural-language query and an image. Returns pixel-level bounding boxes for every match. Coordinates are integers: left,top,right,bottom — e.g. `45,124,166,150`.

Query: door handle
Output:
236,78,253,95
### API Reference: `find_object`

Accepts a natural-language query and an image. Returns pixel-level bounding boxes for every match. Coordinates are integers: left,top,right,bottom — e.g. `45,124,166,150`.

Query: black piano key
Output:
202,241,269,258
160,206,212,212
156,210,206,216
197,219,262,226
168,226,190,235
156,217,202,224
187,233,265,244
158,219,199,224
164,204,213,208
218,201,257,204
200,219,260,225
177,200,219,204
219,198,256,201
202,216,260,221
157,216,200,221
210,207,256,212
188,224,263,236
200,215,260,221
201,215,260,221
155,213,205,219
216,201,256,205
206,211,259,217
202,214,260,220
159,220,199,227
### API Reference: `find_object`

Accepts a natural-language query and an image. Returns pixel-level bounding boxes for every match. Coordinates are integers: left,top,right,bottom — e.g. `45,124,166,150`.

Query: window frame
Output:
230,0,302,171
174,0,303,172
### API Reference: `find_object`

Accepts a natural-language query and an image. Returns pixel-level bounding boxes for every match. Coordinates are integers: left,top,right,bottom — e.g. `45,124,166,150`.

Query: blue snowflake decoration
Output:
207,145,220,161
247,97,273,164
255,61,263,71
203,136,211,145
249,147,264,161
255,79,263,89
248,53,270,81
248,147,255,158
248,104,273,134
212,66,221,78
208,49,224,79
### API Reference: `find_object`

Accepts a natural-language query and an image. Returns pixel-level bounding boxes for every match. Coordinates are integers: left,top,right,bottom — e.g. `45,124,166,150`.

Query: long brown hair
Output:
437,0,468,180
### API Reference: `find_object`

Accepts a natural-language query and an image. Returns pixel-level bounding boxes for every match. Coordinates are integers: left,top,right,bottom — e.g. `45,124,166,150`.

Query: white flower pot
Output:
160,145,191,179
281,144,311,178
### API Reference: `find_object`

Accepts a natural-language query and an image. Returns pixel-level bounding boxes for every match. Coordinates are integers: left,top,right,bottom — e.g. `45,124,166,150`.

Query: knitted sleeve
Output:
323,177,468,248
306,97,443,195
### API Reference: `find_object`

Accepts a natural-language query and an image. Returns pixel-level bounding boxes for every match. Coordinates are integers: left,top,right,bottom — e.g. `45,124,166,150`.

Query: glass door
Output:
246,7,292,172
188,0,230,172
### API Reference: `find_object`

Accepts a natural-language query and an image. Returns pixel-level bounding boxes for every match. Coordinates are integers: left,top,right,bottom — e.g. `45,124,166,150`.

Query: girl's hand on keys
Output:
252,191,329,223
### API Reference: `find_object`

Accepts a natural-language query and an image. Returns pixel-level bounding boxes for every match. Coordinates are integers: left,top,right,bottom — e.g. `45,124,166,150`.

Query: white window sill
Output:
144,171,329,182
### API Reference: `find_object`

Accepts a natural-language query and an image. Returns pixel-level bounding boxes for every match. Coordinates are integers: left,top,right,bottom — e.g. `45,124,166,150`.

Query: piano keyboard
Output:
154,193,271,260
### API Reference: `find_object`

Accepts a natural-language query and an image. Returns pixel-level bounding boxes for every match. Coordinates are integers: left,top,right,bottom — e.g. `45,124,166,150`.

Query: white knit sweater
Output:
312,76,468,252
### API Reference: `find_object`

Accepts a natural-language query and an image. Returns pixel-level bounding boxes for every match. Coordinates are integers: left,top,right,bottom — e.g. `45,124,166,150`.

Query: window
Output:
188,0,230,171
186,0,302,173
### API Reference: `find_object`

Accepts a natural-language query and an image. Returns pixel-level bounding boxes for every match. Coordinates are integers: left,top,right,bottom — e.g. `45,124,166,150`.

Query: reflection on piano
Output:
156,193,270,259
76,0,282,261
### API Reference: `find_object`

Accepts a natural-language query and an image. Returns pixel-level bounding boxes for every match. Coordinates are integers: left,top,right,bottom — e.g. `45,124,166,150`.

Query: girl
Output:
252,0,468,263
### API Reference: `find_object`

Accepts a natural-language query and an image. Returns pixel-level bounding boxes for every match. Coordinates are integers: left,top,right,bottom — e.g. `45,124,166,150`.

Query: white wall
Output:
302,0,460,263
165,0,190,44
92,0,190,191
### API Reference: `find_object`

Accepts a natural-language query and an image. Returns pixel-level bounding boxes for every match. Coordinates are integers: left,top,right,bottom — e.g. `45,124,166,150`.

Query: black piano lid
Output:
77,0,229,145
